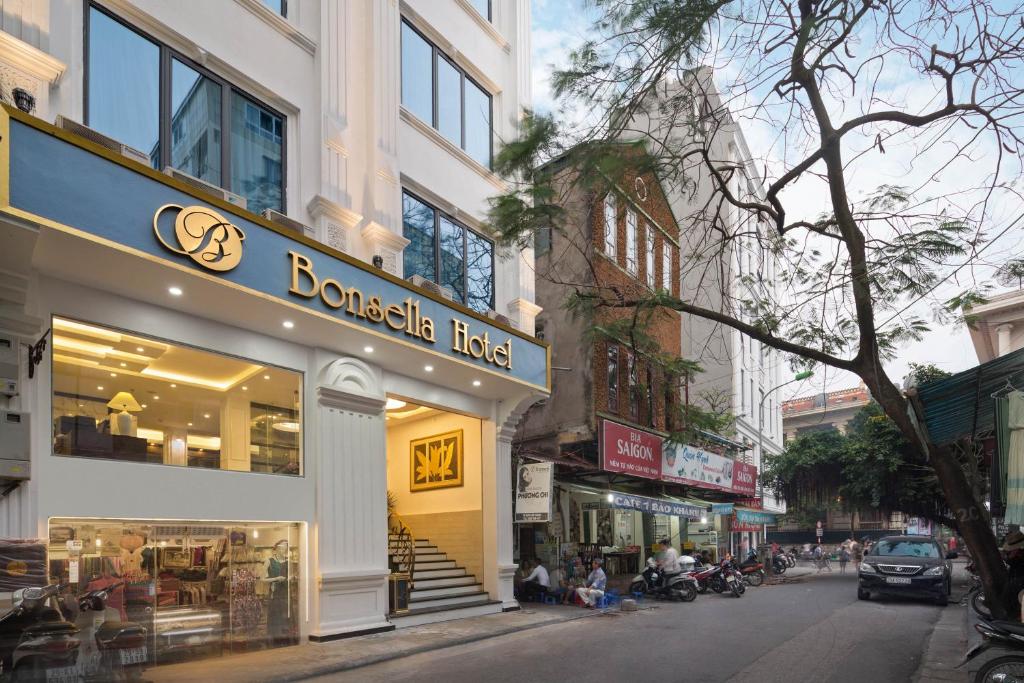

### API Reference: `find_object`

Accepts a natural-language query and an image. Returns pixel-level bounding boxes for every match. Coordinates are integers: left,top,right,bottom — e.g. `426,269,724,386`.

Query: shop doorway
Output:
384,398,486,615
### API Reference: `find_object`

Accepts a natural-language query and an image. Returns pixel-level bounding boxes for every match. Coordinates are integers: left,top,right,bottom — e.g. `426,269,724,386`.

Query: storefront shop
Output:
0,105,549,666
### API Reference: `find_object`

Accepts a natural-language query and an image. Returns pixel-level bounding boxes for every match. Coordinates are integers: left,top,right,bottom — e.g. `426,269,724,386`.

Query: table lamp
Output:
107,391,142,437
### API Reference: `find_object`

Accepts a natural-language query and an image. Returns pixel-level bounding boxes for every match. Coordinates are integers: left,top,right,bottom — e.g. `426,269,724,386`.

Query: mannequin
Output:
265,540,290,643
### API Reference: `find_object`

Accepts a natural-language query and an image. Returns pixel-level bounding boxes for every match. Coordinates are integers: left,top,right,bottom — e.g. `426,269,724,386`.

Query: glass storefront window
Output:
51,317,302,476
47,518,301,667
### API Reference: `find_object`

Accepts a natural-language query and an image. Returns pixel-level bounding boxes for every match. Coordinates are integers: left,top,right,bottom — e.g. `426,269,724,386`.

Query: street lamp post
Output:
757,370,813,575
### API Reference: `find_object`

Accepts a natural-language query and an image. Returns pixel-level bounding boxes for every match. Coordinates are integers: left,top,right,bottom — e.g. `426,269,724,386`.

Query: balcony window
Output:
402,191,495,312
51,317,302,476
662,242,672,291
603,194,617,259
645,225,655,288
400,20,493,169
86,5,285,214
626,210,638,275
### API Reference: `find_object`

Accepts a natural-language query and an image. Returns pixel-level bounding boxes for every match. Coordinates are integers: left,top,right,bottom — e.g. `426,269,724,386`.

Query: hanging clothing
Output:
1004,392,1024,525
267,556,289,640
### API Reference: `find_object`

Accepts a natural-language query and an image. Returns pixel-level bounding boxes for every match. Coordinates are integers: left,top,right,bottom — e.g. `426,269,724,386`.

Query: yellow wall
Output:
386,411,482,515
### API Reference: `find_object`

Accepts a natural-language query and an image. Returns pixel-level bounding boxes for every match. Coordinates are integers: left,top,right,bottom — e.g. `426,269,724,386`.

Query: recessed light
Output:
364,346,374,353
97,386,104,391
141,404,148,409
168,286,183,296
153,396,160,400
385,398,407,410
187,422,193,427
136,347,144,353
170,384,177,388
120,362,126,368
109,372,117,377
472,380,481,387
78,403,84,407
264,375,270,380
424,365,434,372
242,386,248,391
203,413,211,419
282,320,295,329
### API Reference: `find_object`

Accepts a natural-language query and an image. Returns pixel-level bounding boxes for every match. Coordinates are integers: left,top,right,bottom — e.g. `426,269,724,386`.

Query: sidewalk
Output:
914,561,970,683
145,604,615,683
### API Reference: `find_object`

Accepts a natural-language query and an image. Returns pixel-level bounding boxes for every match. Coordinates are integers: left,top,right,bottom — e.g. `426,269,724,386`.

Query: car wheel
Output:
857,587,870,600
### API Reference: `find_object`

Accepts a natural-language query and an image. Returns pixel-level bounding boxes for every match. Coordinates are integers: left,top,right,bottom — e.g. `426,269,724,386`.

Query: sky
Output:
530,0,1022,401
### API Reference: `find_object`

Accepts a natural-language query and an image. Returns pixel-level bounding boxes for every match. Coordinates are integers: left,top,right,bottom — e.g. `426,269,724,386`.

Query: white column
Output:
311,357,391,639
997,324,1014,357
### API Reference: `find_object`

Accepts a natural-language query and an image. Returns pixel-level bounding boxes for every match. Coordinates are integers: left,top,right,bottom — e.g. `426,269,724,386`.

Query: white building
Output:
967,289,1024,362
0,0,545,666
626,70,786,526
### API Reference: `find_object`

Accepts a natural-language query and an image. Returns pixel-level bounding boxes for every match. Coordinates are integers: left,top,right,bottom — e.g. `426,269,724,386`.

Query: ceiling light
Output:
187,422,193,427
385,398,407,411
363,346,374,353
606,493,614,503
120,362,126,368
168,286,183,296
141,404,148,409
136,347,144,353
170,384,177,388
78,403,84,407
424,365,434,372
472,380,481,387
700,516,708,524
109,372,117,377
203,413,211,419
264,375,270,380
282,320,294,329
153,396,160,400
97,385,104,391
272,421,301,433
242,386,248,391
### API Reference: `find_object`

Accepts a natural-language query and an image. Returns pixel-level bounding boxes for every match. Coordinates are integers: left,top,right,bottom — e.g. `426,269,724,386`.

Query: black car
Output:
857,535,957,605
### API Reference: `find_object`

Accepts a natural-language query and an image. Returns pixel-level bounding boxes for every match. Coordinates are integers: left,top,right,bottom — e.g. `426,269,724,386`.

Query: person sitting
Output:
657,538,681,586
576,559,607,608
517,559,550,601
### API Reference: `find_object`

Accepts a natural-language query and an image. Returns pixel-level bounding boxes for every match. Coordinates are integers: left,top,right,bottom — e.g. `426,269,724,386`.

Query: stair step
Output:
399,560,456,571
388,545,439,555
389,600,502,628
408,591,491,608
388,536,431,545
403,552,447,563
412,568,469,581
411,582,483,599
412,576,477,590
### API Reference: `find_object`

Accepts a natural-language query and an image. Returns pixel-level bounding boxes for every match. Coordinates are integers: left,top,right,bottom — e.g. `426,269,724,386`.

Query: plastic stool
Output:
544,594,558,605
632,591,644,602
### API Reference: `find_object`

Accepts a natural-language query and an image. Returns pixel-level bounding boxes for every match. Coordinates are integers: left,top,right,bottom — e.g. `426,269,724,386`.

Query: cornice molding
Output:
0,32,65,84
231,0,317,55
361,222,410,251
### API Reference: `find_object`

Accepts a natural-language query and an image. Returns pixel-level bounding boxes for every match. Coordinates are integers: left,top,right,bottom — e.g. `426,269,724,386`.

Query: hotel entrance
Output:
384,398,487,623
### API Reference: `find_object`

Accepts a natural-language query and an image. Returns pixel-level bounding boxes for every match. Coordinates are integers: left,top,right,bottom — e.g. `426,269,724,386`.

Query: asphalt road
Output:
314,569,951,683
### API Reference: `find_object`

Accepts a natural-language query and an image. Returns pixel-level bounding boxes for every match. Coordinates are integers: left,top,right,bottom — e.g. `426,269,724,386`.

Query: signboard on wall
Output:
662,443,734,491
515,462,553,522
608,491,707,520
601,420,663,480
732,463,758,495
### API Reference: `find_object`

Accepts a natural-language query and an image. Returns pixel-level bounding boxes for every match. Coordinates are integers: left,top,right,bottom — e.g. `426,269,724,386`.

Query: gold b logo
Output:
153,204,246,272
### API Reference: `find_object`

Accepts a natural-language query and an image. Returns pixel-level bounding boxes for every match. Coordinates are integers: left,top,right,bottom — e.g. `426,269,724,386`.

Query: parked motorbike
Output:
690,561,743,597
966,617,1024,682
770,553,788,575
629,558,698,602
0,583,80,683
75,583,148,681
736,556,765,587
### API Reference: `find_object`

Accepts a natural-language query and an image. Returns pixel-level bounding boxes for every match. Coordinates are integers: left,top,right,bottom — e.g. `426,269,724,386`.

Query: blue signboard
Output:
609,492,708,520
4,115,549,390
711,503,735,515
735,508,776,525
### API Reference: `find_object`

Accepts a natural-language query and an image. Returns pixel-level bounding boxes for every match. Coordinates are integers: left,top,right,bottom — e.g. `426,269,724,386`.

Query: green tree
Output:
494,1,1024,615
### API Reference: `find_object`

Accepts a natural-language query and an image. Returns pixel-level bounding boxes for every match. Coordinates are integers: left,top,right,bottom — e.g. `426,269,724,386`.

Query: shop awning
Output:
908,345,1024,446
608,491,708,520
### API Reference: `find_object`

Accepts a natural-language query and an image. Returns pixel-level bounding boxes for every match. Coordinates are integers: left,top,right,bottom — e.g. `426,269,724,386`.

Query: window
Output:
402,192,495,312
662,242,672,292
646,368,655,427
759,389,765,429
261,0,287,16
628,352,639,420
51,317,302,476
86,6,285,214
626,210,638,275
664,375,675,431
645,225,655,288
607,344,619,413
603,194,617,258
535,225,551,255
467,0,491,20
400,20,493,169
740,368,747,415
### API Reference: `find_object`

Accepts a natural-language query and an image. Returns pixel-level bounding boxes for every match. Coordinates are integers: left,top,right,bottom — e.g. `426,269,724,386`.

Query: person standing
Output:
576,559,607,608
839,545,851,574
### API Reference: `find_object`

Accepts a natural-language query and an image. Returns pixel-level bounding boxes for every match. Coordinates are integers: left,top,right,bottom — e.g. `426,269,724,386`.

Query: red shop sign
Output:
601,420,663,480
731,462,758,495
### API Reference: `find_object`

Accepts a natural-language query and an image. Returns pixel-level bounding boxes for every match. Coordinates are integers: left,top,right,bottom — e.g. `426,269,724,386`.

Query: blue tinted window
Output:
261,0,285,15
230,94,283,213
403,193,436,282
401,22,433,125
466,231,494,312
436,58,462,147
171,59,222,185
468,0,490,20
464,80,491,169
87,8,160,161
440,216,466,303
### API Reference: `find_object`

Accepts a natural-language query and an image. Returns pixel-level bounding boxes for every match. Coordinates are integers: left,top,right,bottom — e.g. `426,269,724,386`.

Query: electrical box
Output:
0,411,30,481
0,334,18,397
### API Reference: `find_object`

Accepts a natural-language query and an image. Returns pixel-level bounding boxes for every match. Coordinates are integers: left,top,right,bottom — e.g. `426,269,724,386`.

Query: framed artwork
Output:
410,429,464,491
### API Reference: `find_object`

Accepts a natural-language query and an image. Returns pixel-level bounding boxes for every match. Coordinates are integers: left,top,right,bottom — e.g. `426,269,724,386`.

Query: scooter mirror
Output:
10,588,24,607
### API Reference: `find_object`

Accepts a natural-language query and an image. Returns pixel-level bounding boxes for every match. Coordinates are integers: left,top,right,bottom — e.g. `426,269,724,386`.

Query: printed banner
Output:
609,492,707,520
662,443,759,495
601,420,663,480
514,462,553,522
711,503,735,515
732,463,758,495
730,515,763,533
735,508,776,525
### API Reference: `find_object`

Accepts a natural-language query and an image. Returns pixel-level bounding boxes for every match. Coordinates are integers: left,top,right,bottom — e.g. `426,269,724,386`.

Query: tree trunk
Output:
869,373,1010,618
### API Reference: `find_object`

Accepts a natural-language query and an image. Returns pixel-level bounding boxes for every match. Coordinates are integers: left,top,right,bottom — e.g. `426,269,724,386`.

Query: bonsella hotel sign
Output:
0,108,545,388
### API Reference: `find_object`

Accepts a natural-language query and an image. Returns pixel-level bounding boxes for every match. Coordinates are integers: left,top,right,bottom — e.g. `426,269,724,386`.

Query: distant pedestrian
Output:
839,546,851,573
852,539,862,569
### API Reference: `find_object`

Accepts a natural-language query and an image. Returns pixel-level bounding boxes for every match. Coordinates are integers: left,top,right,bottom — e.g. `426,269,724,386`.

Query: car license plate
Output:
120,647,147,665
45,666,78,683
885,577,911,585
725,574,735,583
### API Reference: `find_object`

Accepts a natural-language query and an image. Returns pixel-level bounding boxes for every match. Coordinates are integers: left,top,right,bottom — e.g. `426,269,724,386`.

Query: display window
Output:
50,317,302,475
47,518,302,668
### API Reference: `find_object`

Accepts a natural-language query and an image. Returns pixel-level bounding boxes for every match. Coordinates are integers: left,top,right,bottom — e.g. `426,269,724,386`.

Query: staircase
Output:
388,534,501,628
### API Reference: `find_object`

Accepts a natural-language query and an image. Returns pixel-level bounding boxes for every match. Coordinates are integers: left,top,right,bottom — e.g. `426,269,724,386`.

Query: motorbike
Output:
770,553,788,575
0,584,80,683
785,550,798,568
966,617,1024,682
736,555,765,587
629,558,698,602
690,561,743,597
0,582,147,683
